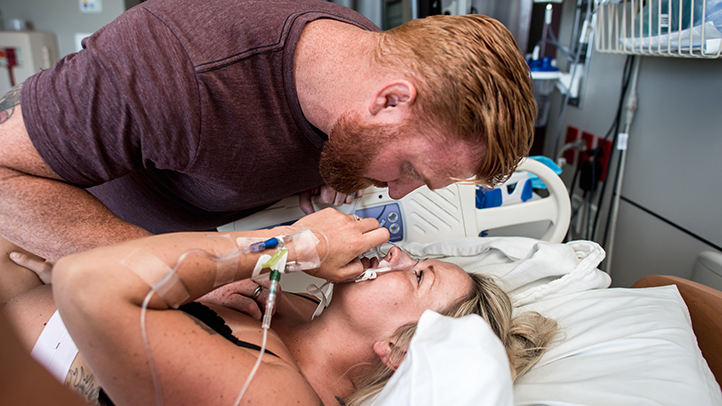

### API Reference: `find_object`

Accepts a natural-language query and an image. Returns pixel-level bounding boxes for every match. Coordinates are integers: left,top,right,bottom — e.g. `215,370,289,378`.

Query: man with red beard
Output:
0,0,535,308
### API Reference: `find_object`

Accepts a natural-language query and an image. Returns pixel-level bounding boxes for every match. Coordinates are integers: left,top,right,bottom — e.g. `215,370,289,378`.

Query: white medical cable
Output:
132,229,333,406
140,282,273,406
235,256,283,404
233,326,269,406
134,239,310,406
140,290,164,406
551,0,594,158
604,57,641,272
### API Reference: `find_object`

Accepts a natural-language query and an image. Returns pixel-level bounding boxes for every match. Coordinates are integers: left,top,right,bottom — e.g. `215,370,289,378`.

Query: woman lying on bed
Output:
4,209,558,406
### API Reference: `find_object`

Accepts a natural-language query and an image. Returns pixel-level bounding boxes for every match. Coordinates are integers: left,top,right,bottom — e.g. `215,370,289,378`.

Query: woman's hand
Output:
297,184,364,215
292,208,389,281
8,252,53,284
198,279,279,320
0,236,50,302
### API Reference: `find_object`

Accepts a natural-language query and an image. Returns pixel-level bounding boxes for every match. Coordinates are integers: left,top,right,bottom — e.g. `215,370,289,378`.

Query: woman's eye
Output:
416,270,423,285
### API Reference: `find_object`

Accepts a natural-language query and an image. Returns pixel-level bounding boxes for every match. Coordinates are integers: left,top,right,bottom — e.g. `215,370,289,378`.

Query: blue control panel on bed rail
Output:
354,202,404,242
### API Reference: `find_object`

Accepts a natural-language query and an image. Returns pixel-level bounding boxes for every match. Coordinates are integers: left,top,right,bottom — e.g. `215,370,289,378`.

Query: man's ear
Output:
369,80,417,116
373,340,405,371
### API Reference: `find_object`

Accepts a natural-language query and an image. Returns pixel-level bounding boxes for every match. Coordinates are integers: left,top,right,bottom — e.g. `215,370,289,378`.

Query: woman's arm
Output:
52,208,387,405
1,307,90,406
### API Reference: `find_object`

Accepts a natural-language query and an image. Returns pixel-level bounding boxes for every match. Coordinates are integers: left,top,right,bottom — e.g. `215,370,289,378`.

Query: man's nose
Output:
387,180,425,199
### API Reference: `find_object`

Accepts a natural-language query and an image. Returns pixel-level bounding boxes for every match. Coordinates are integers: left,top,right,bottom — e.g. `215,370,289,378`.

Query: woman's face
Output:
332,247,472,337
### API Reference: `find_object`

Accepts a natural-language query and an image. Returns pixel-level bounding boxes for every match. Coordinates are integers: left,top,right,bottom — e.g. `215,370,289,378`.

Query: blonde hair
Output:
373,14,537,187
345,273,558,406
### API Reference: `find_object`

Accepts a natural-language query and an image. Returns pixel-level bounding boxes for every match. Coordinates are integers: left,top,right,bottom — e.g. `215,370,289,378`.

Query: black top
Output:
179,301,280,357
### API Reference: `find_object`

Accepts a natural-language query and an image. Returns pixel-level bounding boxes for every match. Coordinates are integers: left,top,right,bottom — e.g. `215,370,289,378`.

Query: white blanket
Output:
401,237,611,306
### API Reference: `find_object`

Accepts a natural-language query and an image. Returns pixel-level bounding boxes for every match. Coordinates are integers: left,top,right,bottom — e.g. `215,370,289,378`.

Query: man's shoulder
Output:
138,0,377,40
133,0,378,72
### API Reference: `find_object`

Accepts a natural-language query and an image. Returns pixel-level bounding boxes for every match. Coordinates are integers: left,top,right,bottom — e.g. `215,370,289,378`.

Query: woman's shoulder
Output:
196,302,299,362
179,302,323,404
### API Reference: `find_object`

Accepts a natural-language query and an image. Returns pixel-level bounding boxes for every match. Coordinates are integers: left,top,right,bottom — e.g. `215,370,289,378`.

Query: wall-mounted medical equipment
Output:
595,0,722,57
0,31,58,95
529,56,562,127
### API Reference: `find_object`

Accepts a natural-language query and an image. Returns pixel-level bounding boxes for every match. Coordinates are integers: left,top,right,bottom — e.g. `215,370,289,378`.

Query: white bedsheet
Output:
515,285,722,406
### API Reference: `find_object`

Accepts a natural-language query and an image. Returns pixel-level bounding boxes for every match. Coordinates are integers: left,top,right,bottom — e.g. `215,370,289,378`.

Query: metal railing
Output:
595,0,722,58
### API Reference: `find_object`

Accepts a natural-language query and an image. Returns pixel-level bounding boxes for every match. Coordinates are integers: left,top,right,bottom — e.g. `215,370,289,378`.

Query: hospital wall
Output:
0,0,140,58
544,1,722,287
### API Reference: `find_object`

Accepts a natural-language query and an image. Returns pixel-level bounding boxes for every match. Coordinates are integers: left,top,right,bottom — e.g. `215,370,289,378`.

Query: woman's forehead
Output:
422,259,472,294
423,258,465,274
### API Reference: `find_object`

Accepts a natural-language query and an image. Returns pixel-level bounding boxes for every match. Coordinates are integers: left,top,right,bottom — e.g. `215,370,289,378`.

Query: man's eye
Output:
408,167,422,181
416,270,423,284
402,162,422,181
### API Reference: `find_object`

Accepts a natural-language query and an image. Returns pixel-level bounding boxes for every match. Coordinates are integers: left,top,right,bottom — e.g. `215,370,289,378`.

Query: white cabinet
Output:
0,31,59,95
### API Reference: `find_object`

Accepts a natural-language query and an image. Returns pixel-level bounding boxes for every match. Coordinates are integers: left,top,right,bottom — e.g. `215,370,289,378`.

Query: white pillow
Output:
371,310,514,406
514,285,722,406
370,286,721,406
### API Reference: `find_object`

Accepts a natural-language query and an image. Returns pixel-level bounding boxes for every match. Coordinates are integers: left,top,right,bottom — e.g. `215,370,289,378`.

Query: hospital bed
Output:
225,158,722,405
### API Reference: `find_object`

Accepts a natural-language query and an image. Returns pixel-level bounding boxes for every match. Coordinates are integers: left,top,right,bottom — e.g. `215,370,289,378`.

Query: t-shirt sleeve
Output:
21,6,201,187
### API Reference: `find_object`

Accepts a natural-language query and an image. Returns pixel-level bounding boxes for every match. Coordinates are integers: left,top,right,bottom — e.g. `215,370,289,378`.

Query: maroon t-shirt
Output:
21,0,378,233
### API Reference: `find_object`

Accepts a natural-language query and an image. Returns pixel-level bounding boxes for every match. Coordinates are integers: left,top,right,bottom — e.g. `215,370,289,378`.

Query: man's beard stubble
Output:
319,114,397,194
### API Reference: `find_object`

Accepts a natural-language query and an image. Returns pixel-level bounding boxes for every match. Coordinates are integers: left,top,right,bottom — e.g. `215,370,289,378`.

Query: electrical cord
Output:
603,56,641,271
564,54,634,242
592,55,635,242
544,24,575,62
564,161,583,241
551,0,594,159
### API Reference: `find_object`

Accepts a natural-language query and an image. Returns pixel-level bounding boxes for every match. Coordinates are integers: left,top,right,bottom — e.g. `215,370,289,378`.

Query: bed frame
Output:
633,275,722,386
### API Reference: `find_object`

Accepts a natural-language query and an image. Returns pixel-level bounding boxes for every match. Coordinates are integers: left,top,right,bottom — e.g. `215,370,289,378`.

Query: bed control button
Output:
389,223,401,234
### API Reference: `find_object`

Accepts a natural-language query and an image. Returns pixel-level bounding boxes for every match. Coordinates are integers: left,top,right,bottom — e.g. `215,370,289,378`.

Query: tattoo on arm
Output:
0,83,23,124
65,365,102,406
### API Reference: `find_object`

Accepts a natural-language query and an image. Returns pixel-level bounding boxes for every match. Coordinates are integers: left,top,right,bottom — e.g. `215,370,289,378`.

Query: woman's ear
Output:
368,80,417,116
373,340,404,371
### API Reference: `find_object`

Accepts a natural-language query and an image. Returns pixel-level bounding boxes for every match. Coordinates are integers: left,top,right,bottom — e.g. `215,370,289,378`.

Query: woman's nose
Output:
382,245,402,263
381,246,418,271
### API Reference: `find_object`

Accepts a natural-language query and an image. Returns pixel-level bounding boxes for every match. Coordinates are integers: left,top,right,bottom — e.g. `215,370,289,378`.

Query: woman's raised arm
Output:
51,208,388,405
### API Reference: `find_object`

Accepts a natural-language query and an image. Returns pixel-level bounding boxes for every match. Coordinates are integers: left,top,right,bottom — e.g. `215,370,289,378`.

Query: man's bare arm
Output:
0,85,151,261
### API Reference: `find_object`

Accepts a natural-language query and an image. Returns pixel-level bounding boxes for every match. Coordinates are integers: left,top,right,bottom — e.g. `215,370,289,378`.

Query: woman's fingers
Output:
292,208,390,281
199,280,262,319
9,252,53,284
